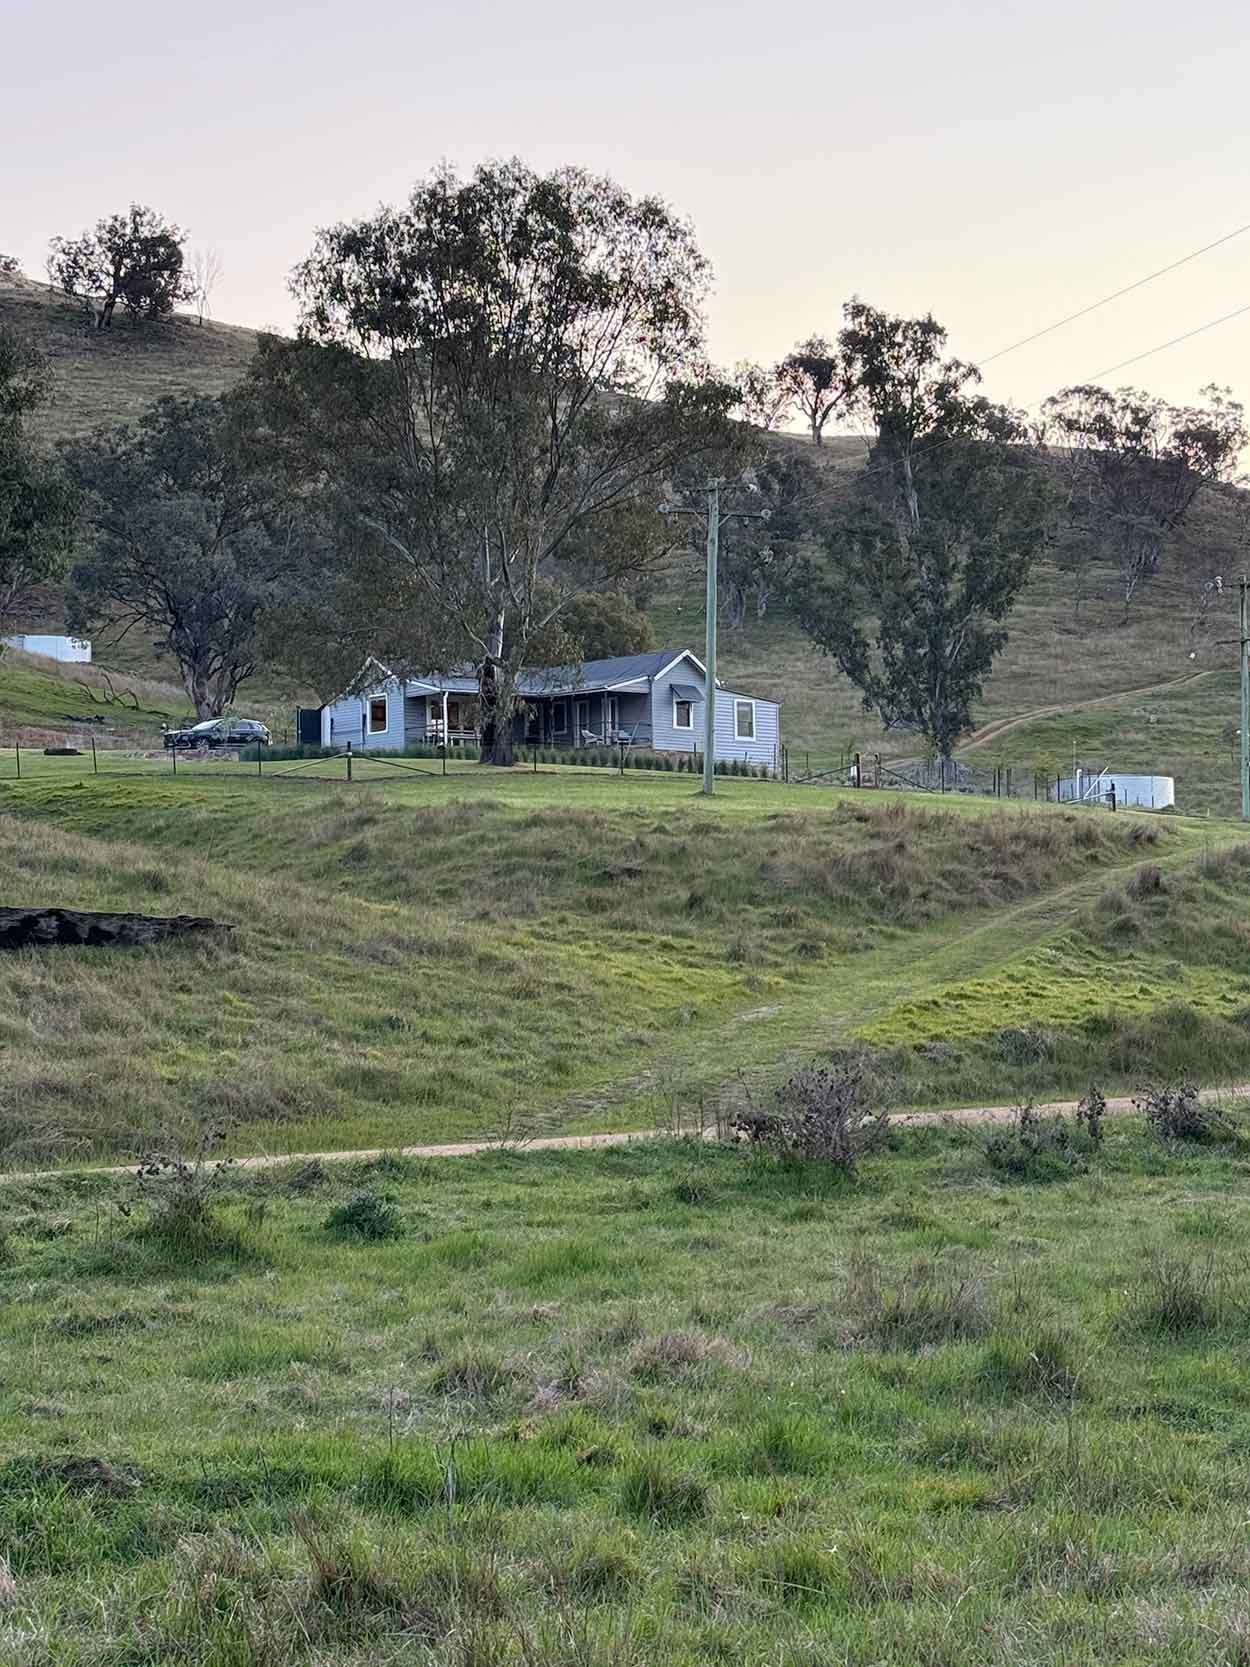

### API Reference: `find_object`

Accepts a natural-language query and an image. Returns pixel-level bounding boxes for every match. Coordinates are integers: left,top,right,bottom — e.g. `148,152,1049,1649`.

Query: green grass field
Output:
6,1125,1250,1664
2,758,1249,1166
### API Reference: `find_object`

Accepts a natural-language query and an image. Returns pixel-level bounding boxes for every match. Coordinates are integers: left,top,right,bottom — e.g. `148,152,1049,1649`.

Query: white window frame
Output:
551,700,568,736
672,692,693,731
734,698,756,741
367,693,389,734
574,698,589,737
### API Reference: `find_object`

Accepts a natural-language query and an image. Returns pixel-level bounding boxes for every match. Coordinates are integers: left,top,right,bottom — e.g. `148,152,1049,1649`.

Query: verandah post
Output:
347,740,353,783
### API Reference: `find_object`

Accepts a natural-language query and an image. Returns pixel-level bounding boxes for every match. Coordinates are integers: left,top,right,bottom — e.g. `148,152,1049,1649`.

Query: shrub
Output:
324,1189,402,1241
119,1125,250,1262
983,1102,1092,1181
1075,1085,1107,1145
732,1058,889,1173
993,1023,1053,1065
1136,1082,1235,1144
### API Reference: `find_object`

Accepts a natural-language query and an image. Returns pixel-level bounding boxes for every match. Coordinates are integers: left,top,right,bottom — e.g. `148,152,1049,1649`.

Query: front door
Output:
574,698,589,742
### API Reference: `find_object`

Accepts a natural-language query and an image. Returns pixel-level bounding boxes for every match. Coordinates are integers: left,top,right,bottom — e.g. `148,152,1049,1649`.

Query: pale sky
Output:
5,0,1249,418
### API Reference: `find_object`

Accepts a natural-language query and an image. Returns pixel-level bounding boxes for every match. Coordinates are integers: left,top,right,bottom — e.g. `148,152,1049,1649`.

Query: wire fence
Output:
782,747,1131,809
0,734,1138,812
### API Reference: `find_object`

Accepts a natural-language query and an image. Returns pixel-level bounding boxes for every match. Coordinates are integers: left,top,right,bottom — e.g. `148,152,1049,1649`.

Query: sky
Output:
5,0,1250,421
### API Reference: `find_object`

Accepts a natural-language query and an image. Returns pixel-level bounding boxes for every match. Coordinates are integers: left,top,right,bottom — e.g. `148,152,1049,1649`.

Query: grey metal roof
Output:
400,648,699,699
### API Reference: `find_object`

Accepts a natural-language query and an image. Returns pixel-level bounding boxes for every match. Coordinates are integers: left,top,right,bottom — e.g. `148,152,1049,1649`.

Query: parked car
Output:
162,718,271,750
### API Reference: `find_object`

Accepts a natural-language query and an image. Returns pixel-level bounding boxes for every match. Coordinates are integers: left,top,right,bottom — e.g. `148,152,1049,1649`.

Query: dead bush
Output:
1074,1085,1107,1145
732,1058,890,1173
982,1102,1094,1181
1135,1082,1236,1144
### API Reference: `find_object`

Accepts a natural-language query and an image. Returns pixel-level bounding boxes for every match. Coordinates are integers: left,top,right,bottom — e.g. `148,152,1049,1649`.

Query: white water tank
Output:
1058,770,1175,809
2,633,92,663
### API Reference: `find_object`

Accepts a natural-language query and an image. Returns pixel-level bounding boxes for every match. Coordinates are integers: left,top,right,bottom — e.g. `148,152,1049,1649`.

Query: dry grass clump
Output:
842,1252,992,1350
625,1329,750,1381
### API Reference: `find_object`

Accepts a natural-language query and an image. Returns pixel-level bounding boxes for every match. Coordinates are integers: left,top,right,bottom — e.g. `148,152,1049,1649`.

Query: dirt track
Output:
958,670,1213,755
9,1085,1244,1182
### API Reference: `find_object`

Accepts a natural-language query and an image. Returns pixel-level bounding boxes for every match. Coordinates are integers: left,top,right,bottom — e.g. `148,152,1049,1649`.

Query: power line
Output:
783,297,1250,516
1080,300,1250,383
979,218,1250,366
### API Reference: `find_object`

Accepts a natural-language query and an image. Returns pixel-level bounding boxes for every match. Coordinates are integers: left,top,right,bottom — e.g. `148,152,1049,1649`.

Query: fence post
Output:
853,751,861,788
442,742,447,777
347,740,353,783
1007,766,1013,798
1056,773,1061,802
14,741,19,781
1109,782,1117,812
91,735,98,775
619,741,625,776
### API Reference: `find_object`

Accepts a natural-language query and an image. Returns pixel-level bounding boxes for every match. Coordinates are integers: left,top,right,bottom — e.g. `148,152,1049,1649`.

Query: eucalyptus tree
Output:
247,160,738,763
790,301,1054,758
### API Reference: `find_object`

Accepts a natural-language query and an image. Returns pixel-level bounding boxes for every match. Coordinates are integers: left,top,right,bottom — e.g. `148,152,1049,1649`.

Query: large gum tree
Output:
247,159,737,764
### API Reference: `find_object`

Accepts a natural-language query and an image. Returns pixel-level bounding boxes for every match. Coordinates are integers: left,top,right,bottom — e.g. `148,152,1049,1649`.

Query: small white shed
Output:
2,633,92,663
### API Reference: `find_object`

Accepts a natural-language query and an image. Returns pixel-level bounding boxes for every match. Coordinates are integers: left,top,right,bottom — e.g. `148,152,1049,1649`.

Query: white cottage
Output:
319,647,782,769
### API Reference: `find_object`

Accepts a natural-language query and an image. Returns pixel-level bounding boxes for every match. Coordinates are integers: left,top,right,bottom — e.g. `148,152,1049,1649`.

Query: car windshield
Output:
190,721,222,733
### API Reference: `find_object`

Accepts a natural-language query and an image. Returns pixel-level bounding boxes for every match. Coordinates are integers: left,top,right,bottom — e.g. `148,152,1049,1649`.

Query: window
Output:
574,699,589,737
368,695,388,734
673,696,693,730
551,700,568,735
734,699,755,740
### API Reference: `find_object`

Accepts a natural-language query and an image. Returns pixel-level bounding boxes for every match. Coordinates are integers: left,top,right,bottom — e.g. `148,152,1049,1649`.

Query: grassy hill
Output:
0,271,258,445
2,760,1248,1165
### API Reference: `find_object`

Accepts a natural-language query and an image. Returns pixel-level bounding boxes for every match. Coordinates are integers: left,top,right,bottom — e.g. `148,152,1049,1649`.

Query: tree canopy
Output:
789,301,1054,758
0,329,78,637
64,396,304,717
244,158,739,762
1042,383,1246,606
48,204,191,330
777,336,848,446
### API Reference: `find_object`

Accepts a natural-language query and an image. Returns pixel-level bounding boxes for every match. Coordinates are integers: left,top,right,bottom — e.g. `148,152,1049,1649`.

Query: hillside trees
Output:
244,159,739,764
1043,384,1246,606
714,449,822,627
0,329,78,636
778,335,848,446
63,395,305,717
48,205,191,330
790,301,1054,758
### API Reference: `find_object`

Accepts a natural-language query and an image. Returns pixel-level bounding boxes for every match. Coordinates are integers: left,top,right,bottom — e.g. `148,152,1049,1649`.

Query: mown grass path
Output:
545,815,1247,1131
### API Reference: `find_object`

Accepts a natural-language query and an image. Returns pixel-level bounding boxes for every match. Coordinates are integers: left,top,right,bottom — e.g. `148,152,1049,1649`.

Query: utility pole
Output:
660,479,767,797
702,479,721,797
1241,576,1249,821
